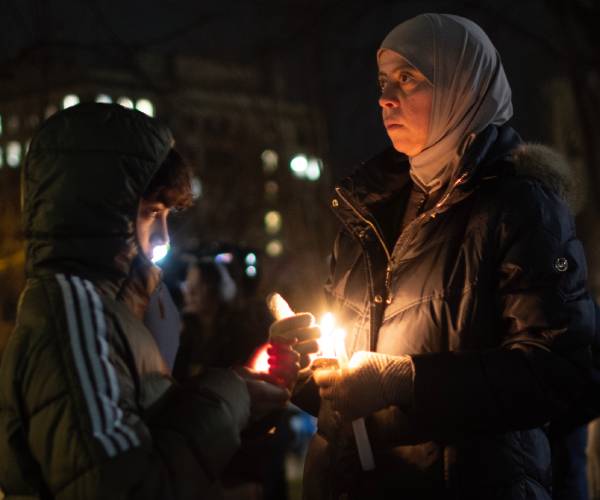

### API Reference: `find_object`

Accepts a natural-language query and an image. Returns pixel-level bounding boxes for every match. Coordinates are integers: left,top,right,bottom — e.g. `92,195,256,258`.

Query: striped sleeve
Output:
55,273,140,457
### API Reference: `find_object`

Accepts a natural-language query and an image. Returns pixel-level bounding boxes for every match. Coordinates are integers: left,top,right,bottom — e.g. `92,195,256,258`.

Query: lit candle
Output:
260,294,376,471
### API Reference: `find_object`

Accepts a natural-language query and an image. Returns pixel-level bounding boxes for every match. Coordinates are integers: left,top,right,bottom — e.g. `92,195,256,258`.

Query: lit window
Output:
261,149,278,173
62,94,80,109
7,141,22,167
264,210,282,234
95,94,112,103
266,240,283,257
117,97,134,109
306,158,322,181
135,99,154,117
245,253,257,266
191,177,203,199
290,154,308,178
45,105,58,119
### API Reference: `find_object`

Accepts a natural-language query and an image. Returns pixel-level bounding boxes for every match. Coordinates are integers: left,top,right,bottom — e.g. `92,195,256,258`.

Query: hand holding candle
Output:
311,314,376,471
313,351,415,420
264,293,320,388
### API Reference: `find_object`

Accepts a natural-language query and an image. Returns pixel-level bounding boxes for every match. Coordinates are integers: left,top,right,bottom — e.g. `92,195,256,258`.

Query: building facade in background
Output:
0,47,336,347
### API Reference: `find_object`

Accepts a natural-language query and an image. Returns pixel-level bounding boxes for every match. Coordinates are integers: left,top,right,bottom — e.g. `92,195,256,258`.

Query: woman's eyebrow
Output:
378,65,418,78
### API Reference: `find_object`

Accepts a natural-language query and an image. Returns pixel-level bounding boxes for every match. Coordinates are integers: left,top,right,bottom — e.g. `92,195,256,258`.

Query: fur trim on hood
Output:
511,143,582,213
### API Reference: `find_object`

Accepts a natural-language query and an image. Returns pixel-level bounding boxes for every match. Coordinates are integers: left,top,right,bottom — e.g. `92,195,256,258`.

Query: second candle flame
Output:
314,312,348,368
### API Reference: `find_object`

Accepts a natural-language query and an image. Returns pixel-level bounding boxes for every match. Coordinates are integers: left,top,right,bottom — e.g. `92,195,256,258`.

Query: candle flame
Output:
311,313,348,367
255,298,350,374
249,343,270,372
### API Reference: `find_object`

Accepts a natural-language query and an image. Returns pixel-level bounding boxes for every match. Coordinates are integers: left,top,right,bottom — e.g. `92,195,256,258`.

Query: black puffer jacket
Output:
302,125,598,500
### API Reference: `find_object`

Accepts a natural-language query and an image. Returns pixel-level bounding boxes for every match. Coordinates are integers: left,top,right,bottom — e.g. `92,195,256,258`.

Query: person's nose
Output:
151,215,169,247
379,85,399,109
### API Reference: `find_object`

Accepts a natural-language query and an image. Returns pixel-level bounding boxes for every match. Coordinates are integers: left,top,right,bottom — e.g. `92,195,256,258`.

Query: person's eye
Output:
143,208,161,219
399,73,414,84
378,79,386,93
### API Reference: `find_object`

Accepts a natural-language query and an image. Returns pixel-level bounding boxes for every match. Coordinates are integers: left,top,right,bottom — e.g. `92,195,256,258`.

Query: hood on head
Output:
22,103,174,282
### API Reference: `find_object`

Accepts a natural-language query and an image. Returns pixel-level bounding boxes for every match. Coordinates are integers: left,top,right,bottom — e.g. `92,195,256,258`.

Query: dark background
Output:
0,0,598,327
0,0,581,171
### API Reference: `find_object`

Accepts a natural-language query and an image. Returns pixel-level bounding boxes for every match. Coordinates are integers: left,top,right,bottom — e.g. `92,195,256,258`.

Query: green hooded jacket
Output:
0,103,250,499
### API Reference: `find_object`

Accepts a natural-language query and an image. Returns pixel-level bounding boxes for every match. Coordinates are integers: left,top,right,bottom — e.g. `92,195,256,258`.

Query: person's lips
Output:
384,121,404,130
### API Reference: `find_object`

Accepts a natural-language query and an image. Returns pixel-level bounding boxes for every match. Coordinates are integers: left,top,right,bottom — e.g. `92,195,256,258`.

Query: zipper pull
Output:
384,264,393,304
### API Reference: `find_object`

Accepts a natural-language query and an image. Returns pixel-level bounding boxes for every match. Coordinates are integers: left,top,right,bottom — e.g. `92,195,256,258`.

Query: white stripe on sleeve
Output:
56,273,117,457
82,278,140,447
56,273,141,456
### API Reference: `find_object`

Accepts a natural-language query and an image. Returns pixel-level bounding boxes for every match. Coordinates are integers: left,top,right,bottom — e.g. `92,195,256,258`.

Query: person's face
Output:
136,199,170,261
378,49,433,157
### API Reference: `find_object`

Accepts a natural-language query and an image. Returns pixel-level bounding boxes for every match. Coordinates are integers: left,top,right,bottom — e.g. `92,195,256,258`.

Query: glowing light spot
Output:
191,177,203,199
264,210,282,234
151,244,169,263
245,253,257,266
306,158,321,181
266,240,283,257
250,343,271,373
95,94,112,103
245,265,257,277
290,154,308,177
136,98,155,117
318,313,337,358
62,94,80,109
117,97,134,109
261,149,279,173
215,252,234,264
313,313,349,366
6,142,21,168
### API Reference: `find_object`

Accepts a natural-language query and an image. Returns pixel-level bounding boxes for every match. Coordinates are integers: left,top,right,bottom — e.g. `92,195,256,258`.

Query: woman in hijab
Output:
281,13,598,500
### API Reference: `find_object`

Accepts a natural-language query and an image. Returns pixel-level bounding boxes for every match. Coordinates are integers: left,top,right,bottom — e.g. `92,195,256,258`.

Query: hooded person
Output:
269,13,600,500
0,103,291,499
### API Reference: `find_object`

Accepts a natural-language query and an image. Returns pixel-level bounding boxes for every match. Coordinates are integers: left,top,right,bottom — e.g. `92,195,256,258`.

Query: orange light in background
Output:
249,343,271,373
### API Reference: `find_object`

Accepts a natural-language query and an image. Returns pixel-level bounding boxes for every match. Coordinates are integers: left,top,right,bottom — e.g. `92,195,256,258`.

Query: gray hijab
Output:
379,13,513,192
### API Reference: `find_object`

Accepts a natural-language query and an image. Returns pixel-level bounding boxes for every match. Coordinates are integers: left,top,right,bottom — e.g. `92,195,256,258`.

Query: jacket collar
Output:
334,124,523,220
456,124,523,191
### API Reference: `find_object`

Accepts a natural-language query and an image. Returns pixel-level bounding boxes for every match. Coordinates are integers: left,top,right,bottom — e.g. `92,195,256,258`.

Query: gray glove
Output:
313,351,414,421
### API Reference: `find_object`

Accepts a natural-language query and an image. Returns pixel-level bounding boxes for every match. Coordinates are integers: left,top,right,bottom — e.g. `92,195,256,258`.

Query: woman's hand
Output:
313,351,415,420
